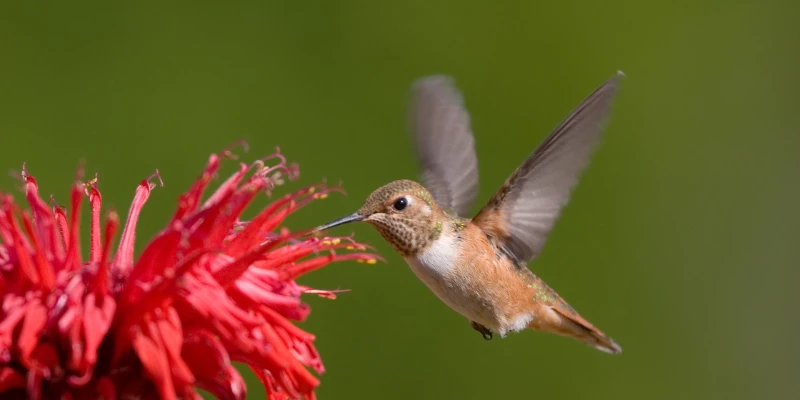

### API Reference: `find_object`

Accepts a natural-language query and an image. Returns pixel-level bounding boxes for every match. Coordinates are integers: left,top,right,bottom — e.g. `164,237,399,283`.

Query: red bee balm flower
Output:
0,148,379,400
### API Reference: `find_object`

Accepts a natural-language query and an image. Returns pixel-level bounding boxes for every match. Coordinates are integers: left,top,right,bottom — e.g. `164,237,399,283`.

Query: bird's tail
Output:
529,304,622,354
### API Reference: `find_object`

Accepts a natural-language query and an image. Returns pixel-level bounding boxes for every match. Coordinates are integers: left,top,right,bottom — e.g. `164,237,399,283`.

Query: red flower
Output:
0,147,379,400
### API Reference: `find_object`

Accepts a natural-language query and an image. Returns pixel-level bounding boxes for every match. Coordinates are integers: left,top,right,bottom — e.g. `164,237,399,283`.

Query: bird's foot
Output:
470,321,493,341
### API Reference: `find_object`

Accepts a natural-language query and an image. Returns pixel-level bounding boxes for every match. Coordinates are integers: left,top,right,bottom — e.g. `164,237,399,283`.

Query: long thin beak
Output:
312,212,365,233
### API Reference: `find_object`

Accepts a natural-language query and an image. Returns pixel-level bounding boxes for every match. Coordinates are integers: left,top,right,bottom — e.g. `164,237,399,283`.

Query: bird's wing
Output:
472,72,623,264
408,75,479,217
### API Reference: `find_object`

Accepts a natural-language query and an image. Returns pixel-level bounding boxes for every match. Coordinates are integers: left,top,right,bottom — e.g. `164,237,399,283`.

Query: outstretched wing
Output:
408,75,479,216
472,72,624,264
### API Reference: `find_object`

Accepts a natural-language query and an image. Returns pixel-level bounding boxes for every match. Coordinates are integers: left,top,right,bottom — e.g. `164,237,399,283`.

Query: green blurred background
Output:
1,1,798,399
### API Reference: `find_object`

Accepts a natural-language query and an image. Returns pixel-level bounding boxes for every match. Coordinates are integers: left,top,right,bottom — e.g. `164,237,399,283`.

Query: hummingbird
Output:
314,72,624,353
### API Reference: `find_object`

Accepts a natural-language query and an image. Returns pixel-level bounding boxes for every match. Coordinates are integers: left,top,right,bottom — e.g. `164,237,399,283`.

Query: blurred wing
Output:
408,75,479,216
473,72,623,263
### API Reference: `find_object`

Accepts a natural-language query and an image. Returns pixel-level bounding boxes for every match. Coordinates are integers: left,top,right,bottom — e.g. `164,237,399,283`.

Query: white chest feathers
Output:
405,233,459,281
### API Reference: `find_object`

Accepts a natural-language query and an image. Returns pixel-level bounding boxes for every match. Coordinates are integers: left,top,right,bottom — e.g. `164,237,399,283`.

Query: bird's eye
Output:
393,197,408,211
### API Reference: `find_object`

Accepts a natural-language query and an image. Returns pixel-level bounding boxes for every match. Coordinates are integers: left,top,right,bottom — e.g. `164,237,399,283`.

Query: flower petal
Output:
182,329,246,400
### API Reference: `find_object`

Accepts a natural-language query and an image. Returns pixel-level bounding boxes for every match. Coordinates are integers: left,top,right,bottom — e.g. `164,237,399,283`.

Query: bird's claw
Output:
470,321,493,341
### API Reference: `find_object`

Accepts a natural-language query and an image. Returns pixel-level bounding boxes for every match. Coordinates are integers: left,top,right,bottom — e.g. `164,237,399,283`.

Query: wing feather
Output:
472,72,624,263
408,76,479,216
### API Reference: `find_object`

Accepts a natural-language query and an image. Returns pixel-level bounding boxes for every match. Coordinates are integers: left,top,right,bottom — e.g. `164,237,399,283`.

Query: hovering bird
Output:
314,72,624,353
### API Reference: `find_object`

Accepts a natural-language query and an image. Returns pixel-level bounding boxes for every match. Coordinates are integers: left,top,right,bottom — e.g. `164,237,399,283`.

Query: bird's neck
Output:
409,214,467,256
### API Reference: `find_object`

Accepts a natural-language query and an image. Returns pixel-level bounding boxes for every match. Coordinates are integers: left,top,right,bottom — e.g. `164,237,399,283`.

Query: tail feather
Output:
531,307,622,354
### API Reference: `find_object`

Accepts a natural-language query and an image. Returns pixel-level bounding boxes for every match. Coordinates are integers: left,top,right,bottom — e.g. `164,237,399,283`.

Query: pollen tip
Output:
290,163,300,176
108,209,120,221
84,173,99,192
222,140,250,160
150,169,164,187
250,159,265,172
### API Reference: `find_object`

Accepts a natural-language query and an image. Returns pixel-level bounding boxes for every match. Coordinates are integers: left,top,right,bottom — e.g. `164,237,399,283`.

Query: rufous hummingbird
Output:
314,72,624,353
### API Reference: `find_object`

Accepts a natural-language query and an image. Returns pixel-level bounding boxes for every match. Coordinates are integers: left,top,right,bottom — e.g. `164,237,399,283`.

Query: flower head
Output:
0,147,379,399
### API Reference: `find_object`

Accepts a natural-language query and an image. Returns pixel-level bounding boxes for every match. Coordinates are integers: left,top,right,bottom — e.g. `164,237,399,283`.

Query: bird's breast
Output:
406,225,533,335
404,227,522,331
